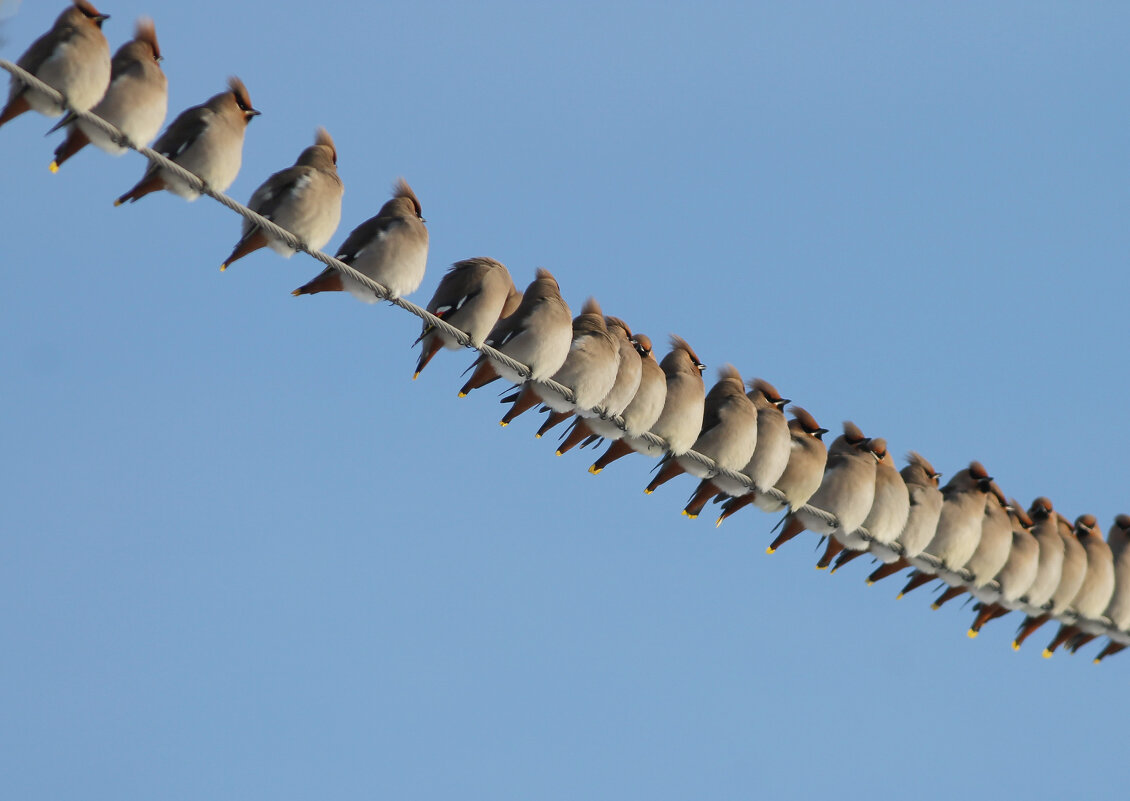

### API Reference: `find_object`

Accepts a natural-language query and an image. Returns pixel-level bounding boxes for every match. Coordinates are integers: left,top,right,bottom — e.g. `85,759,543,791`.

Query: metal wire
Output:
4,57,1120,647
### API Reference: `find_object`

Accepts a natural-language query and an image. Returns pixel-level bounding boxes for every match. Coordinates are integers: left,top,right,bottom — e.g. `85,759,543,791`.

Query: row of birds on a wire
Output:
7,1,1130,664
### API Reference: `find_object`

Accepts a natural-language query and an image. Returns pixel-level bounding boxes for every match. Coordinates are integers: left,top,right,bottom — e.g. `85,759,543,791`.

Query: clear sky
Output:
3,2,1129,799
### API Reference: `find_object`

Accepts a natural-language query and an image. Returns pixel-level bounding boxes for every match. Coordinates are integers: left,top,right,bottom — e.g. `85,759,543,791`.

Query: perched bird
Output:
644,364,756,496
683,378,789,519
716,406,827,526
499,298,619,428
864,452,943,584
897,461,994,598
766,421,875,555
293,178,427,301
50,16,166,171
549,317,642,444
558,333,664,456
220,128,343,271
979,497,1065,640
825,437,909,572
1013,512,1086,650
413,258,521,380
114,77,259,204
0,1,111,130
967,502,1040,637
589,336,704,474
1094,515,1130,663
931,483,1011,609
457,268,572,396
1042,515,1115,657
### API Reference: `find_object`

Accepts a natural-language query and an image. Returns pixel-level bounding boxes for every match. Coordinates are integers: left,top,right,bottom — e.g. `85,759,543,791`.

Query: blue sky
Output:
3,2,1129,798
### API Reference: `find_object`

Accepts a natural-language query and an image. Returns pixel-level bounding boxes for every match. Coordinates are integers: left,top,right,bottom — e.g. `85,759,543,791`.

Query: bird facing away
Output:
588,335,704,474
716,405,828,526
413,258,521,380
1042,515,1115,657
767,421,875,555
50,16,167,171
292,178,427,301
114,76,259,204
1013,512,1086,651
967,503,1040,638
864,452,943,584
825,437,910,572
683,378,790,519
0,1,111,130
457,268,573,396
221,128,343,270
557,333,664,456
535,315,641,440
498,298,620,428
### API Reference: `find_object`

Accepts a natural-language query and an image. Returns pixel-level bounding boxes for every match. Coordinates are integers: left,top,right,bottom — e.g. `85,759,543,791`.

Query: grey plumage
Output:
222,127,343,270
293,178,427,301
50,17,166,169
1,1,111,128
114,76,259,204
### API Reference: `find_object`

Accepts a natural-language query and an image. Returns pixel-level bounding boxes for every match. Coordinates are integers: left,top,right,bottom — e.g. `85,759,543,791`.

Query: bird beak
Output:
95,13,110,22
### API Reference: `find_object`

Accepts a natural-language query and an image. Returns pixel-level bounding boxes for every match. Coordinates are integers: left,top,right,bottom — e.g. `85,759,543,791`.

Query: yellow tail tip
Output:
499,421,508,427
865,580,874,587
765,546,776,555
458,391,468,398
1011,642,1021,651
48,161,59,174
588,465,601,475
967,629,979,639
680,509,688,516
1094,658,1102,665
412,373,420,381
1042,649,1054,659
687,513,698,520
220,264,228,272
930,603,941,611
534,433,542,439
643,488,652,495
113,198,124,207
829,567,838,575
715,518,724,528
554,450,563,457
895,593,904,600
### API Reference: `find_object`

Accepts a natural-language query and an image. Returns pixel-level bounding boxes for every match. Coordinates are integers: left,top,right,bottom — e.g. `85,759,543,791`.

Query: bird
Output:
114,76,259,204
49,16,166,171
715,406,827,526
931,482,1011,609
546,316,641,443
897,461,994,598
457,268,572,397
498,298,619,428
589,336,704,474
683,378,789,519
864,452,943,584
558,333,665,457
644,364,756,496
766,421,875,555
0,1,111,130
1013,511,1086,651
1042,514,1115,657
978,497,1065,641
825,437,909,572
967,502,1040,637
219,128,343,271
1094,515,1130,663
292,178,427,301
413,258,521,380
